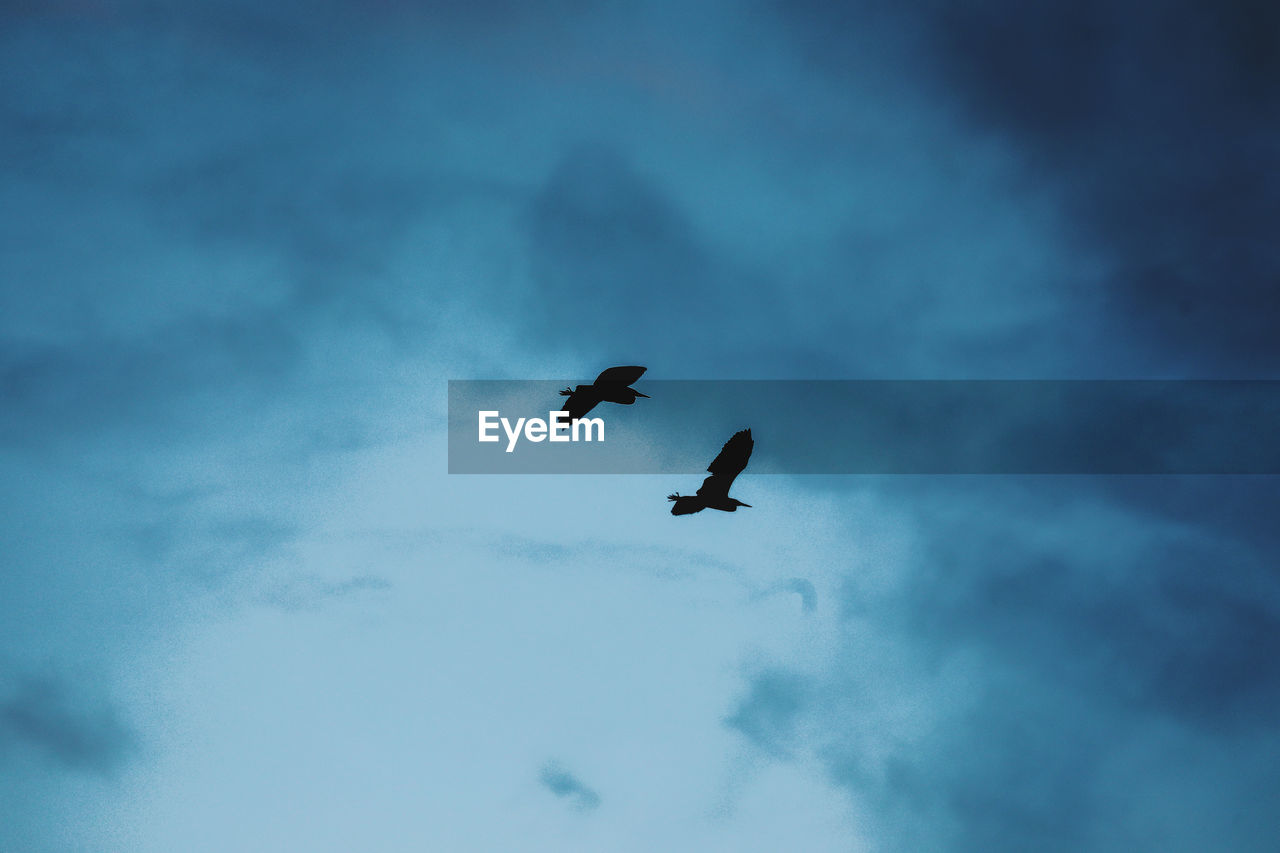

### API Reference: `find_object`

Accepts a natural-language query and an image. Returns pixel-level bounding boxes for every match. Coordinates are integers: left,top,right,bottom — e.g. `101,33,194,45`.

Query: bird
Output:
668,428,753,515
559,365,649,420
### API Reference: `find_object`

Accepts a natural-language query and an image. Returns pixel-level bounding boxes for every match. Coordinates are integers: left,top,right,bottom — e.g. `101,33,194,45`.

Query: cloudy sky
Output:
3,1,1278,850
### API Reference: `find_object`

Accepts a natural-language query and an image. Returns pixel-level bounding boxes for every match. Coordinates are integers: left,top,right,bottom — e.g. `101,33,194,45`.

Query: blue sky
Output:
3,1,1279,850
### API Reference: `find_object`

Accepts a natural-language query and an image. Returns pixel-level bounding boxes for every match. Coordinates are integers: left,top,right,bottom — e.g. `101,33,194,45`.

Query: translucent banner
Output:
448,380,1280,474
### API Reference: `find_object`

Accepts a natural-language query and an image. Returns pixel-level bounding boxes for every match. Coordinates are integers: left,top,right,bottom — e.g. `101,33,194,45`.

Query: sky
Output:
2,1,1279,850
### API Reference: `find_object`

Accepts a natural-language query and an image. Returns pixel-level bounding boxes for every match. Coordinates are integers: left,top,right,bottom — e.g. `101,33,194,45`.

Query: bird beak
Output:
634,391,650,398
739,502,752,508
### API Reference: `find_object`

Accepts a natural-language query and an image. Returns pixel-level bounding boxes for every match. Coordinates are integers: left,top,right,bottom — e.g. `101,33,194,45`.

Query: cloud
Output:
521,144,740,365
775,0,1280,373
755,578,818,614
4,2,1276,851
257,573,391,611
724,668,810,759
0,673,137,776
725,477,1280,852
539,762,601,811
473,529,745,582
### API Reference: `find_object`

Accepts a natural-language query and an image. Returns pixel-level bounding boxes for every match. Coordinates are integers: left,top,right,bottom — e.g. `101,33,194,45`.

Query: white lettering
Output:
479,411,604,451
502,417,526,453
573,417,604,442
478,411,499,442
549,410,571,441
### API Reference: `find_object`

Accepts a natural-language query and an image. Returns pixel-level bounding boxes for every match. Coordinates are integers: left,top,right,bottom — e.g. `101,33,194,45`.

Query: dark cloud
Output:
539,762,601,811
519,145,894,379
724,668,810,758
1093,476,1280,563
0,297,416,464
523,145,732,360
776,0,1280,373
729,477,1280,851
826,680,1111,853
898,490,1280,731
0,673,137,775
937,1,1280,373
0,312,300,445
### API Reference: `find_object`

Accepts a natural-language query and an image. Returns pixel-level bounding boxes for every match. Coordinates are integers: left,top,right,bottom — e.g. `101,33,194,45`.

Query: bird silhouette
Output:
668,429,753,515
559,366,649,420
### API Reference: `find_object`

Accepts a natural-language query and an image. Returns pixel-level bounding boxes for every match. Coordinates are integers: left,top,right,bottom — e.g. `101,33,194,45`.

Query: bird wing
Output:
670,499,703,516
594,365,647,386
560,391,599,420
697,429,753,497
694,473,728,499
707,429,753,478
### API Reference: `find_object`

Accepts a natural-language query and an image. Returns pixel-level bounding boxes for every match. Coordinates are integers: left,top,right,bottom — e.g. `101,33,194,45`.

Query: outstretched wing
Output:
669,498,703,516
560,390,600,420
694,473,727,499
594,365,646,386
707,429,753,477
697,429,753,497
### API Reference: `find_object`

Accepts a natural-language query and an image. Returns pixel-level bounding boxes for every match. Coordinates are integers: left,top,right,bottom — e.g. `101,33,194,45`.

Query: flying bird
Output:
559,365,649,420
668,428,753,515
